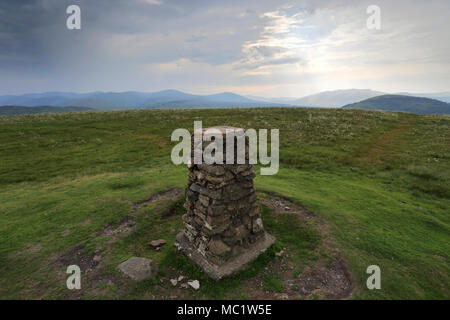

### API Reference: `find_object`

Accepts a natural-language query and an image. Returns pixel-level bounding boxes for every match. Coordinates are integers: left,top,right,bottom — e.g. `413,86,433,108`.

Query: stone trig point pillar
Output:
174,126,275,280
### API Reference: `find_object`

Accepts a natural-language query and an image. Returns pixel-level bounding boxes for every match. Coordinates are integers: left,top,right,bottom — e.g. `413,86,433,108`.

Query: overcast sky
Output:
0,0,449,97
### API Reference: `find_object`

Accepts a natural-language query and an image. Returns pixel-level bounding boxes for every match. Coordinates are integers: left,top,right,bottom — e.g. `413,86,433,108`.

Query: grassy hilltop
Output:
343,94,450,114
0,108,448,299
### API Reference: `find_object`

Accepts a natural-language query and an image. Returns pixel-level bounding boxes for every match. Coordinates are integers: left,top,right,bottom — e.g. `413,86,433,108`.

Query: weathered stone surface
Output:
242,214,251,229
186,189,198,201
206,214,230,228
190,183,222,200
195,170,205,181
175,232,275,280
234,224,250,240
202,220,230,235
248,205,260,217
198,194,210,207
181,214,191,223
241,167,255,176
118,257,157,281
207,204,227,216
150,239,166,248
252,218,264,233
223,171,235,182
232,164,251,174
197,164,225,176
222,183,253,201
188,280,200,290
208,238,231,256
193,209,206,220
174,126,275,280
205,174,224,185
194,201,207,213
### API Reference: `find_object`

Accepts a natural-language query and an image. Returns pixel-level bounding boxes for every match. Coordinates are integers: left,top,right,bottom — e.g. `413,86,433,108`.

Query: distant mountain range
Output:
0,90,290,110
246,89,385,107
247,89,450,107
1,89,449,115
342,95,450,114
0,106,93,116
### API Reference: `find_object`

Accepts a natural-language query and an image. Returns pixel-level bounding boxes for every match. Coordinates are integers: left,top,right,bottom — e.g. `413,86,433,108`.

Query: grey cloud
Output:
0,0,448,96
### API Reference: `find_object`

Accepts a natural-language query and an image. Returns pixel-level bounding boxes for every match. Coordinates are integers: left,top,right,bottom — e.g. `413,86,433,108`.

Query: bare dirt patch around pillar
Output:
250,192,354,300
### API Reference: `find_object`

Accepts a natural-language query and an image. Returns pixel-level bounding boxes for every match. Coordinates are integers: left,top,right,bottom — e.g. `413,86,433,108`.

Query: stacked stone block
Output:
175,126,274,279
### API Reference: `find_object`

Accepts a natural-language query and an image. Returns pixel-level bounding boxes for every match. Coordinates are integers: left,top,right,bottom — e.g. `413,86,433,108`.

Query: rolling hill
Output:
342,94,450,114
291,89,385,108
399,92,450,103
3,89,449,111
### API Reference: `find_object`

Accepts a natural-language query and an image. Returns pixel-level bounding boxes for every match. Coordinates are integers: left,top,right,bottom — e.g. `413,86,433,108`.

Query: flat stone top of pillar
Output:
194,126,245,135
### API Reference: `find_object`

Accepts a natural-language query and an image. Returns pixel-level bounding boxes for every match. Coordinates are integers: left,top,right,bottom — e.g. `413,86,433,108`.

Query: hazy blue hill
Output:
0,90,283,109
140,90,285,108
342,94,450,114
405,92,450,103
141,90,199,106
0,106,93,116
2,89,449,109
292,89,385,107
202,92,256,103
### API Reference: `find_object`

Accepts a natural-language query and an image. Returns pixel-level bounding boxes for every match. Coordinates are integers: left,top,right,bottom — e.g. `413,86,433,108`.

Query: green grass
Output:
263,274,284,292
0,108,448,299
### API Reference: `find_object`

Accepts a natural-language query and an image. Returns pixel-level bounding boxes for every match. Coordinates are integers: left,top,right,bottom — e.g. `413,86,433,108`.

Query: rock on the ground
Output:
177,275,184,282
150,239,167,248
188,280,200,290
276,250,284,257
118,257,158,281
170,279,178,286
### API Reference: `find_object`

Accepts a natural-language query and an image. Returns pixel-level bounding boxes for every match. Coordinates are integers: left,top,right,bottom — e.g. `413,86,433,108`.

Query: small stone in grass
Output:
150,239,166,248
118,257,157,281
170,279,178,286
188,280,200,290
